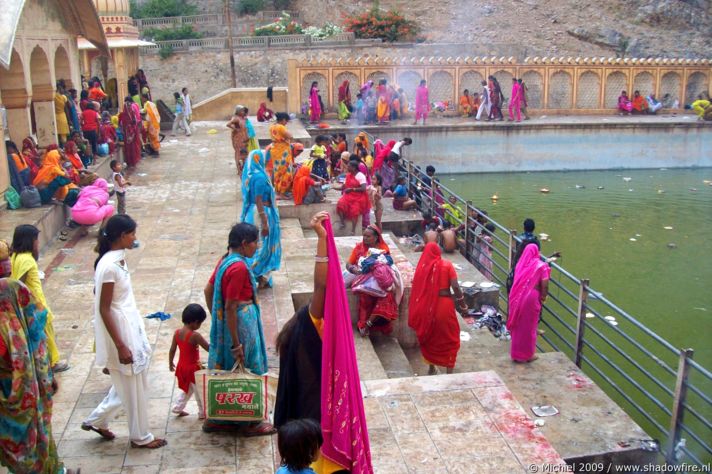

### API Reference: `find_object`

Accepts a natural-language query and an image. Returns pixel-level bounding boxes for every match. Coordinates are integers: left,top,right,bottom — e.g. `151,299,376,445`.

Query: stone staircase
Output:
278,208,658,469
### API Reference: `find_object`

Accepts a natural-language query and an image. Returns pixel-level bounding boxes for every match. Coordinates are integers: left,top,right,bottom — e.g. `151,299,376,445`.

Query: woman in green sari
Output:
0,278,77,473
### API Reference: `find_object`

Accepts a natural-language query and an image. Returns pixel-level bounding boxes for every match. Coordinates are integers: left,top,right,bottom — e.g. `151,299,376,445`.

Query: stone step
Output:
369,334,417,378
362,371,568,473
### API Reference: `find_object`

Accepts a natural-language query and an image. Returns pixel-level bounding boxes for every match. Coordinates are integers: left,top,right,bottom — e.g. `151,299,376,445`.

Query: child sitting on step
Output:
169,304,210,418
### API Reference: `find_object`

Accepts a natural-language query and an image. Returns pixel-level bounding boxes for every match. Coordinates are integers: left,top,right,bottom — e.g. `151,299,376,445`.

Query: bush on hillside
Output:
129,0,197,19
142,25,203,41
254,12,303,36
238,0,265,15
342,9,419,42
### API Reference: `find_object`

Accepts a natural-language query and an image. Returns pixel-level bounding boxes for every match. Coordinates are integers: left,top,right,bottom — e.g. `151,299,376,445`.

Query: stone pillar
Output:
5,107,32,144
287,59,299,114
33,100,57,146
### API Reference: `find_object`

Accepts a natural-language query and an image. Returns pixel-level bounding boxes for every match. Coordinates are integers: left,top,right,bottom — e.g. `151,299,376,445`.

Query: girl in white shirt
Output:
82,215,167,449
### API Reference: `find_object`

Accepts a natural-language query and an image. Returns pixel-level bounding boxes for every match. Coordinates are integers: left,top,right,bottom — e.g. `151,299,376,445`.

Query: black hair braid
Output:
94,214,137,269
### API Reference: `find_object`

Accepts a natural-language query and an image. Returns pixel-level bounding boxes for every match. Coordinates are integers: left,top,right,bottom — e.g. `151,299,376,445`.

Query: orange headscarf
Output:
63,141,84,170
292,164,314,205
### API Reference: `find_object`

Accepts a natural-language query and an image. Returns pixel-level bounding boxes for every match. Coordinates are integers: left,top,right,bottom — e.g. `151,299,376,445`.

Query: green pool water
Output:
442,168,712,454
443,168,712,366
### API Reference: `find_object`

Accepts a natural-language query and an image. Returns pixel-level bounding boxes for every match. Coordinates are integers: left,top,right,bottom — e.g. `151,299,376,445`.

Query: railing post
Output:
406,160,412,195
573,278,590,367
666,348,694,464
464,200,472,260
508,229,517,271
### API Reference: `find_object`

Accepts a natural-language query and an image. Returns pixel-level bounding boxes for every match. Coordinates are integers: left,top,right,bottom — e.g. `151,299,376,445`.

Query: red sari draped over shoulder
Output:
408,243,461,368
506,244,550,362
119,103,141,167
372,140,395,173
336,173,368,219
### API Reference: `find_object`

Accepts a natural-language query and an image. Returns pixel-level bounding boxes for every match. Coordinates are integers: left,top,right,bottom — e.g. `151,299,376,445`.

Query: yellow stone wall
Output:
288,56,712,114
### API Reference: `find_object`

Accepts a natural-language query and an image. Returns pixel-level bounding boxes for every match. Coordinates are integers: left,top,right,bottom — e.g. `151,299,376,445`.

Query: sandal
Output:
242,422,276,438
81,423,115,440
131,438,167,449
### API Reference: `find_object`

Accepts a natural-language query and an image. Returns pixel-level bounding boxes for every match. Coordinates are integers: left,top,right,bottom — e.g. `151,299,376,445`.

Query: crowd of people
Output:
303,75,536,126
2,83,560,472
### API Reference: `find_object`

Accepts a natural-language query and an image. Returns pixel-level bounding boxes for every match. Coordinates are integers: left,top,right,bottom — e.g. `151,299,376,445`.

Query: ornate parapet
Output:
287,56,711,114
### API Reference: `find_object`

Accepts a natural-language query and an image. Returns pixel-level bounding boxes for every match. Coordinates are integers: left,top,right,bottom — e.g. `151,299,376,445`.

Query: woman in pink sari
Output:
506,243,550,363
119,96,141,167
309,81,322,124
275,212,372,473
413,79,429,125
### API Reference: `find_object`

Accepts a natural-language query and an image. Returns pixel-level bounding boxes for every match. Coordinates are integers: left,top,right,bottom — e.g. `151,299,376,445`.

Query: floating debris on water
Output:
689,188,698,192
663,226,673,230
585,312,595,319
539,233,549,241
667,243,677,249
635,233,641,237
703,180,711,184
693,307,707,312
604,315,616,322
608,321,619,326
629,238,637,241
623,177,632,182
657,189,666,194
575,184,585,189
628,188,634,192
491,194,499,201
597,186,605,190
611,213,621,218
540,188,550,193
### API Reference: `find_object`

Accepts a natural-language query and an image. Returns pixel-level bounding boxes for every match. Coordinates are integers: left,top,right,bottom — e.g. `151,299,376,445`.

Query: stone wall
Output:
139,42,545,105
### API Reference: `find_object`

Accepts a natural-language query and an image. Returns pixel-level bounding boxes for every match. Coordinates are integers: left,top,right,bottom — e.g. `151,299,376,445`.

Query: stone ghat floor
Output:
0,123,566,473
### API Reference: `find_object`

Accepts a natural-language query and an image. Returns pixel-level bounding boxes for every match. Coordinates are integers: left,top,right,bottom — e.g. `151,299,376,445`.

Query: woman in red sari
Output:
336,160,369,234
506,243,550,363
409,242,468,374
119,96,141,167
338,80,352,110
346,224,401,337
21,137,41,179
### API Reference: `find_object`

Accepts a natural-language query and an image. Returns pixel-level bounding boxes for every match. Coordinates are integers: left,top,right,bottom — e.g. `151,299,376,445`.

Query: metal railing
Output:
394,156,711,466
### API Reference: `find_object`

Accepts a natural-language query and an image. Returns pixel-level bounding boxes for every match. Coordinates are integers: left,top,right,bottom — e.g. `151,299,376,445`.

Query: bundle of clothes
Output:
468,304,510,340
348,248,404,304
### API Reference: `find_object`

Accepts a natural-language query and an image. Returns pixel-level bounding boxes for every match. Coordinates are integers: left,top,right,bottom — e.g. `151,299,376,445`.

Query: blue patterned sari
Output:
241,150,282,286
208,252,268,376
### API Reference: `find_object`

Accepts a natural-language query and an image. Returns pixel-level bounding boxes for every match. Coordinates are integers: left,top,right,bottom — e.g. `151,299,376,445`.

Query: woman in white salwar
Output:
81,215,167,449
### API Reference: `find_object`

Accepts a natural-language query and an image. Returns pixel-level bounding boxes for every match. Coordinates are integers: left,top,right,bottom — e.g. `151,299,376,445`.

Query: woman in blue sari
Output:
241,149,282,288
202,222,275,436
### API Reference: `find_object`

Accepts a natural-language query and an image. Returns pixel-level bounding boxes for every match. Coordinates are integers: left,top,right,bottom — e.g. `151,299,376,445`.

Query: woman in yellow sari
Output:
142,94,161,155
353,131,370,155
54,86,70,144
32,147,74,202
270,112,294,199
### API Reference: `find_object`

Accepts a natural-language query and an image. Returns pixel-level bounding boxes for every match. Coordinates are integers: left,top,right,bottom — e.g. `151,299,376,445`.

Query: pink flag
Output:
320,218,373,473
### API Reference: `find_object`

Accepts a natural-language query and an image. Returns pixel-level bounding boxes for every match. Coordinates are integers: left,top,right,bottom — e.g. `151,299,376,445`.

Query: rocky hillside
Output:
288,0,711,59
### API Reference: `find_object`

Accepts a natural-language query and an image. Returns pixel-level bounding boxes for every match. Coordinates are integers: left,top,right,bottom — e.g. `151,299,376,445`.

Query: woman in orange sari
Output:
408,242,468,374
21,137,41,179
270,112,294,198
631,90,649,114
63,140,84,171
376,80,391,124
142,94,161,155
32,147,73,203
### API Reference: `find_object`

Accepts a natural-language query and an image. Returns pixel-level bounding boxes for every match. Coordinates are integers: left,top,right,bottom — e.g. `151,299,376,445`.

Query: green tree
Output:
129,0,198,19
238,0,265,15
